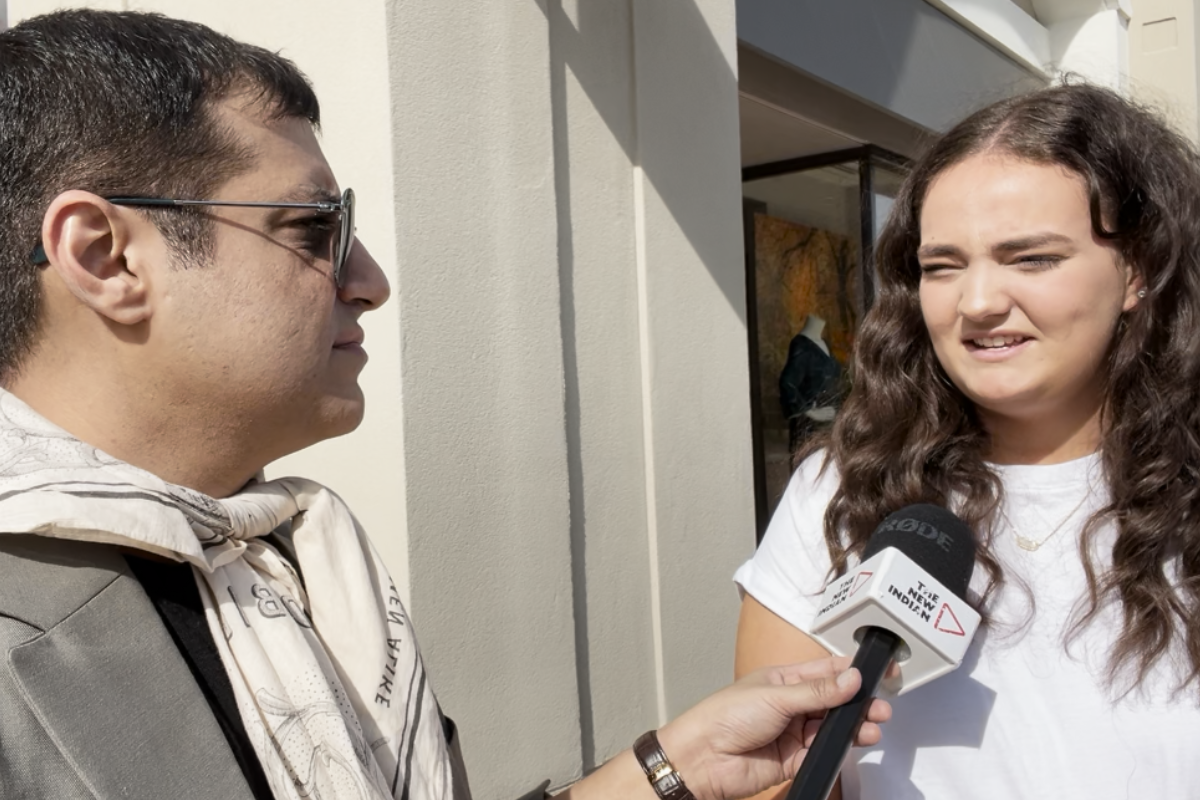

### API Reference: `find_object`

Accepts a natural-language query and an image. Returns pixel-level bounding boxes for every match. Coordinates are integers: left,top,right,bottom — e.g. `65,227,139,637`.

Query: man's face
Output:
145,98,390,462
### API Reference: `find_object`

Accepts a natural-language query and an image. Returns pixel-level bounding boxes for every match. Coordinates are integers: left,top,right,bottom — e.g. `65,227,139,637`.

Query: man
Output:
0,11,888,800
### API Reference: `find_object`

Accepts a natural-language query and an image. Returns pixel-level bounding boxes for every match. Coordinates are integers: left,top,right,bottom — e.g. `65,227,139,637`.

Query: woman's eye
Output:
919,263,954,276
1015,255,1063,270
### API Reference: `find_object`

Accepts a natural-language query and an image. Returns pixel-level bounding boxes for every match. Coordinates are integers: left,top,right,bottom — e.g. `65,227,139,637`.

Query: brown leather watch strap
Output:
633,730,697,800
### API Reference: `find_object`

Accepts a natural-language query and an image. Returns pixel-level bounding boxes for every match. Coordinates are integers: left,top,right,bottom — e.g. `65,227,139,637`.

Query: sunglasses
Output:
29,188,356,288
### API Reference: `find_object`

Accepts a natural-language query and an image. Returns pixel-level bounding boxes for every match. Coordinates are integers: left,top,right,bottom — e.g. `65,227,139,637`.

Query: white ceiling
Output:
1028,0,1128,25
739,94,861,168
1011,0,1039,19
744,166,862,235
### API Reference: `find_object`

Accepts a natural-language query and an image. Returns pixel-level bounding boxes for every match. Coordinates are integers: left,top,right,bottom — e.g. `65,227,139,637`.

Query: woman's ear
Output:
39,190,152,325
1122,265,1145,312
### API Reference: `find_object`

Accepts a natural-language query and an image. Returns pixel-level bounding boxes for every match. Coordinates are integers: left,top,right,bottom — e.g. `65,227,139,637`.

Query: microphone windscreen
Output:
862,504,975,601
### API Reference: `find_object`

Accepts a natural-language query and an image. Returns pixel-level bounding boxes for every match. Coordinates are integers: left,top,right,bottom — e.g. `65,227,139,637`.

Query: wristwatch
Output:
633,730,696,800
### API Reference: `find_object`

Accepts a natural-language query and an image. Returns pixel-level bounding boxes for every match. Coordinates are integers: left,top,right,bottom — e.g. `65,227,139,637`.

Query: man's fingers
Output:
794,695,890,749
801,716,885,750
769,665,892,722
802,717,822,748
855,721,883,746
764,656,856,686
772,667,861,717
804,719,882,748
865,697,892,723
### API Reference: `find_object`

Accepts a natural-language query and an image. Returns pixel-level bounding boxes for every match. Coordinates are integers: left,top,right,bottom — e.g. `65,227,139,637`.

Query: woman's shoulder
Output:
752,449,842,557
782,449,842,517
734,449,843,620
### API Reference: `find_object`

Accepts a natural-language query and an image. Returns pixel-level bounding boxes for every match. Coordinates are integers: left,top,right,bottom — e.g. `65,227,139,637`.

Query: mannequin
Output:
800,314,831,356
779,314,841,443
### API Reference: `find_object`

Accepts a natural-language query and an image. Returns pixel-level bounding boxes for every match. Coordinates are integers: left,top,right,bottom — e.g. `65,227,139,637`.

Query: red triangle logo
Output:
934,603,965,636
850,571,873,596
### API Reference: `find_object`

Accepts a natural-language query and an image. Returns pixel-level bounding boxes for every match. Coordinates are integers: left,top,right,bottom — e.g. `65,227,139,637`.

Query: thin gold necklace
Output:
997,490,1091,552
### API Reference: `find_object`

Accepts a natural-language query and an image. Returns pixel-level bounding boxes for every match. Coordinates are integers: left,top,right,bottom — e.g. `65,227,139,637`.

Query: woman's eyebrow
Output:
917,233,1075,261
916,243,963,260
990,232,1074,253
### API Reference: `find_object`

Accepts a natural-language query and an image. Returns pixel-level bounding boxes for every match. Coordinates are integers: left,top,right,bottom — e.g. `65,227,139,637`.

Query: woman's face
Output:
917,153,1141,429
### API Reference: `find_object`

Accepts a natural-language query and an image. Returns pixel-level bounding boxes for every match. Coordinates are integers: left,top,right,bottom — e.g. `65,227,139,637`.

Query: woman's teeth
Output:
971,336,1027,348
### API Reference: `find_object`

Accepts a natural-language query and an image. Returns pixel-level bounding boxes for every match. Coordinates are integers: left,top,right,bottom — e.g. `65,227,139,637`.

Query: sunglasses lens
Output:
336,189,355,288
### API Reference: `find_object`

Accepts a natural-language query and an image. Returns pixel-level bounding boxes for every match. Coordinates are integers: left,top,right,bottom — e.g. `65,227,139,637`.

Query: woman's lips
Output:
963,335,1032,360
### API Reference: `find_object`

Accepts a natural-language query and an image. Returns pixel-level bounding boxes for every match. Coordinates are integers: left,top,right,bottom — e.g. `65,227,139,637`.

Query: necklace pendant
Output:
1015,535,1042,552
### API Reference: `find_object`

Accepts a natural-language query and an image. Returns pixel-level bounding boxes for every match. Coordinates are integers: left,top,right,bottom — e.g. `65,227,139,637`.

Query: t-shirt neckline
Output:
987,451,1102,492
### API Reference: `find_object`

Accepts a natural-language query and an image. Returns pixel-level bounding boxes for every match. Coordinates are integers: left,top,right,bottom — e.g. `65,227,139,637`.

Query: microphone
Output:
786,504,980,800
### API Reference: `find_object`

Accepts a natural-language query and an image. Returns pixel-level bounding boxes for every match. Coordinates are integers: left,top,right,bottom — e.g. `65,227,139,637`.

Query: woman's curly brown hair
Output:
799,82,1200,691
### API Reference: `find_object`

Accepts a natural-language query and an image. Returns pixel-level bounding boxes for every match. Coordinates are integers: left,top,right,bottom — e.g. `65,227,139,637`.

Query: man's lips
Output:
334,330,365,349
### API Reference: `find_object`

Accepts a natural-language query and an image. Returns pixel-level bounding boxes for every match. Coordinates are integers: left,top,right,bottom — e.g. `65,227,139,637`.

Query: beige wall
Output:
388,1,753,792
6,1,755,797
1129,0,1200,142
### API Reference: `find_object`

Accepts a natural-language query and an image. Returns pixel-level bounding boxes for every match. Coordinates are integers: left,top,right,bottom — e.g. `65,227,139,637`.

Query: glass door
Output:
743,146,907,539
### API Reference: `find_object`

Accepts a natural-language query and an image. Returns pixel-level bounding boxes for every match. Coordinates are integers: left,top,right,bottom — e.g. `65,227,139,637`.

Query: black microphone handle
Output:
785,627,901,800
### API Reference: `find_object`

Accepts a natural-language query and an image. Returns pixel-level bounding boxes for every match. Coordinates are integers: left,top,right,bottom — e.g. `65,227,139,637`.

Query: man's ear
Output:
39,191,153,326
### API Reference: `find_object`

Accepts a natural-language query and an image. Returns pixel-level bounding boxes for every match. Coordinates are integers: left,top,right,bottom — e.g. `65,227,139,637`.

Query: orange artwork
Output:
754,212,859,421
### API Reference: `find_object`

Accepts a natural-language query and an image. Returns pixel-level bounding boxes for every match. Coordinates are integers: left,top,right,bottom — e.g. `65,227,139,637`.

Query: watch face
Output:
633,731,696,800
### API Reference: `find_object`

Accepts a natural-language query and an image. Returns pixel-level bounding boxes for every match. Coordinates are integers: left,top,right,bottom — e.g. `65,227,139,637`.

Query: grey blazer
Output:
0,535,483,800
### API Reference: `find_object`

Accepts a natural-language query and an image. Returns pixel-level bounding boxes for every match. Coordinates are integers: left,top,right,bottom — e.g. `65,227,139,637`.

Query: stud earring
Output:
1137,289,1147,298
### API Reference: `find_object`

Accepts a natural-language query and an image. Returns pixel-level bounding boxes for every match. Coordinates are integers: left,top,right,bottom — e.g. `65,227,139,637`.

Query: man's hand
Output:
655,657,891,800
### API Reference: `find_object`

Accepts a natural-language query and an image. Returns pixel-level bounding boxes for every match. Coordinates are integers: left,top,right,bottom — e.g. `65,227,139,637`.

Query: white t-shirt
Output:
734,452,1200,799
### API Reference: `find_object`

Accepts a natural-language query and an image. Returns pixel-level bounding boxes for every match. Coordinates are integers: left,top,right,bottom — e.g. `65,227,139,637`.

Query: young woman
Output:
734,83,1200,800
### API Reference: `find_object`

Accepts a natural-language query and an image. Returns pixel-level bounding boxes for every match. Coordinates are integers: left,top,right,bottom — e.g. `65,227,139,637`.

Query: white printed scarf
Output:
0,390,453,800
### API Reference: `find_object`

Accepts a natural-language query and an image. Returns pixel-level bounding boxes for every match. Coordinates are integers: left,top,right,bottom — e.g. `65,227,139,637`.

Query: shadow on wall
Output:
541,0,747,319
539,0,754,771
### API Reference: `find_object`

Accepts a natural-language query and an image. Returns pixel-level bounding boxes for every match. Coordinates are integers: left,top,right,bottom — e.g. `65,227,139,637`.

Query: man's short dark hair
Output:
0,10,321,380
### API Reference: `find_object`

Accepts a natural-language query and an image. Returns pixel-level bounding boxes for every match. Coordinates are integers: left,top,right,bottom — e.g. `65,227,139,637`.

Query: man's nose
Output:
338,238,391,310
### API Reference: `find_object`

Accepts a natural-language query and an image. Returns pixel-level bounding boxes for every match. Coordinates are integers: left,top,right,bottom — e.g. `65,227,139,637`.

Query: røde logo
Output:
879,517,954,552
